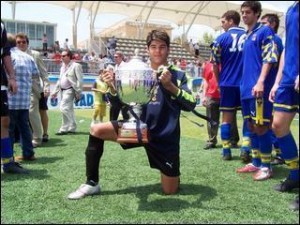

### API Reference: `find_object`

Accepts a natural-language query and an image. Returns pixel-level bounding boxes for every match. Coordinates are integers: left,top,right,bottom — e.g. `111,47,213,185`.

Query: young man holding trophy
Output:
68,29,196,200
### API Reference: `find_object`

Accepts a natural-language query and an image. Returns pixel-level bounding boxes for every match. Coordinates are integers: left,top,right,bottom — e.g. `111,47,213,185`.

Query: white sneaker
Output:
32,140,41,148
67,183,100,200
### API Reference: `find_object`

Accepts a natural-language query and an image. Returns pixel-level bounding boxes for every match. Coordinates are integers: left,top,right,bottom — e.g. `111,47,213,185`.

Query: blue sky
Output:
1,1,294,46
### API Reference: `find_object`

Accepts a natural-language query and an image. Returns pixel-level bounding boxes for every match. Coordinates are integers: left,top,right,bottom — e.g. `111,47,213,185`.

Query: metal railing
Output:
43,59,102,75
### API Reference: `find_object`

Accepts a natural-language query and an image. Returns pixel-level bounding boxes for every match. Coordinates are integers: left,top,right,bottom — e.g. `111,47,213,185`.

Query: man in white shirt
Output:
109,51,129,121
51,50,83,134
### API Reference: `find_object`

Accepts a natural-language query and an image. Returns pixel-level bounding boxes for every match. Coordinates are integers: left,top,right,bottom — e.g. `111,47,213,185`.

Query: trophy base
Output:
117,127,148,144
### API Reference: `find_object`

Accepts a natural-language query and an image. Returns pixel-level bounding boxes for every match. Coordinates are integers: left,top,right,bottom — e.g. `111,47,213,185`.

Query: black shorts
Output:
1,90,9,117
39,92,48,110
111,121,180,177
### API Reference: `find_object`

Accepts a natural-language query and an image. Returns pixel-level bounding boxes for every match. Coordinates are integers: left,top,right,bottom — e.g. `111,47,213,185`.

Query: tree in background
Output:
202,32,214,45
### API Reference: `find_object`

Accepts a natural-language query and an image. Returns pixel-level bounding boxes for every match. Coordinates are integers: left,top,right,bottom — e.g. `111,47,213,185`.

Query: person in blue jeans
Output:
7,33,39,161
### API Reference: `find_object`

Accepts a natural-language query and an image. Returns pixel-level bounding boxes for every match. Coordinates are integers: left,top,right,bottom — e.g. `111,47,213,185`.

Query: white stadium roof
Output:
4,1,287,48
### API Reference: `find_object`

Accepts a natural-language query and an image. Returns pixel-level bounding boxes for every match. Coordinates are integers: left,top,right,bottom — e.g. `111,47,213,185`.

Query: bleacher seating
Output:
115,37,200,62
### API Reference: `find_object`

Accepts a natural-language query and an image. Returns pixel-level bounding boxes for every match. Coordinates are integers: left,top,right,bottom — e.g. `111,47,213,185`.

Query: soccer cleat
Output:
42,134,49,143
203,143,216,150
240,151,252,163
3,162,29,174
270,156,285,165
222,153,232,161
55,131,68,135
15,155,36,162
273,178,299,192
67,183,101,200
32,140,41,148
253,167,272,181
236,163,259,173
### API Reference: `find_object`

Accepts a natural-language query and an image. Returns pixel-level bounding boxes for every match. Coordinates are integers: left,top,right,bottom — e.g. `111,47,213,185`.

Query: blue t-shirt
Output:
281,2,299,86
240,23,278,100
211,26,246,87
269,34,284,81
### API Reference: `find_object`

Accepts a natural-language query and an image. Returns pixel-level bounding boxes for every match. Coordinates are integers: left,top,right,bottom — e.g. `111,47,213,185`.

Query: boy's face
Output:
221,17,231,31
147,39,169,67
241,6,258,26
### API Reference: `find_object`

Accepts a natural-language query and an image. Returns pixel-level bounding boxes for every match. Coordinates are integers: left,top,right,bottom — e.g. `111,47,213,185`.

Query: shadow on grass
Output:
40,138,67,148
20,156,64,165
100,183,217,212
68,131,91,135
272,166,292,181
1,168,50,182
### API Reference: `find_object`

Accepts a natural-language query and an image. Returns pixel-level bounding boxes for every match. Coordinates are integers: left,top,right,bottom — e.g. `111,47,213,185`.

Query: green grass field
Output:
1,107,299,224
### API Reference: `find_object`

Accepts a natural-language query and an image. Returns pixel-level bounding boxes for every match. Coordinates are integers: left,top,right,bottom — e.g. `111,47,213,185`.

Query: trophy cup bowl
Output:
115,49,155,144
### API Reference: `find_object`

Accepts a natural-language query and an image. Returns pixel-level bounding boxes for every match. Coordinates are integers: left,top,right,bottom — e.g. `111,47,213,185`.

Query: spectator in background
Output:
109,51,129,121
63,38,69,50
52,50,62,64
201,61,220,150
1,20,29,174
51,50,83,135
42,33,48,52
107,36,117,61
91,70,108,124
72,51,81,62
15,32,50,148
54,40,60,52
186,60,195,77
194,42,200,58
189,39,194,53
7,33,39,162
89,51,98,74
180,58,187,71
97,54,105,71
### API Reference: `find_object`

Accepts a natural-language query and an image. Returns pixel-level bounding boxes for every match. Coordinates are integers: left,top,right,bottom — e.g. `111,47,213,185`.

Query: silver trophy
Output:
115,49,155,143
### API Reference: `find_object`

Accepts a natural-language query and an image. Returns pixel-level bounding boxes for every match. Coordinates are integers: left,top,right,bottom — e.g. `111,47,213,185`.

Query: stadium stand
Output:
115,37,211,62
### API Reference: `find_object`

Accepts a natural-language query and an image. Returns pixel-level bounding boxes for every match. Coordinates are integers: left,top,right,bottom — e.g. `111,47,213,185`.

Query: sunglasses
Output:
61,55,68,57
16,41,27,44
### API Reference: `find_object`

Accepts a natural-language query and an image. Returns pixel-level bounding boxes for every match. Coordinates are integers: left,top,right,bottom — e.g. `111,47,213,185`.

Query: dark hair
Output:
222,10,241,26
146,29,170,48
241,1,262,19
261,13,280,33
15,32,29,44
63,49,73,59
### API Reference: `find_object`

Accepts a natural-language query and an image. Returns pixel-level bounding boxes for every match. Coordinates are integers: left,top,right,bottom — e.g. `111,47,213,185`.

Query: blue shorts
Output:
274,85,299,113
220,86,241,111
241,97,273,126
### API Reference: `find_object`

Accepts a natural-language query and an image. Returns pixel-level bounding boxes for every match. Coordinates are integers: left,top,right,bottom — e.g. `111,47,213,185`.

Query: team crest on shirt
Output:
149,85,158,102
252,34,257,41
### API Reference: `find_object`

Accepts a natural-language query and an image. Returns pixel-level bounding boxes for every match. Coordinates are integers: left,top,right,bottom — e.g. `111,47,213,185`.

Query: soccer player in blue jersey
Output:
236,1,279,181
68,29,196,200
269,1,299,211
210,10,248,161
260,13,285,166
